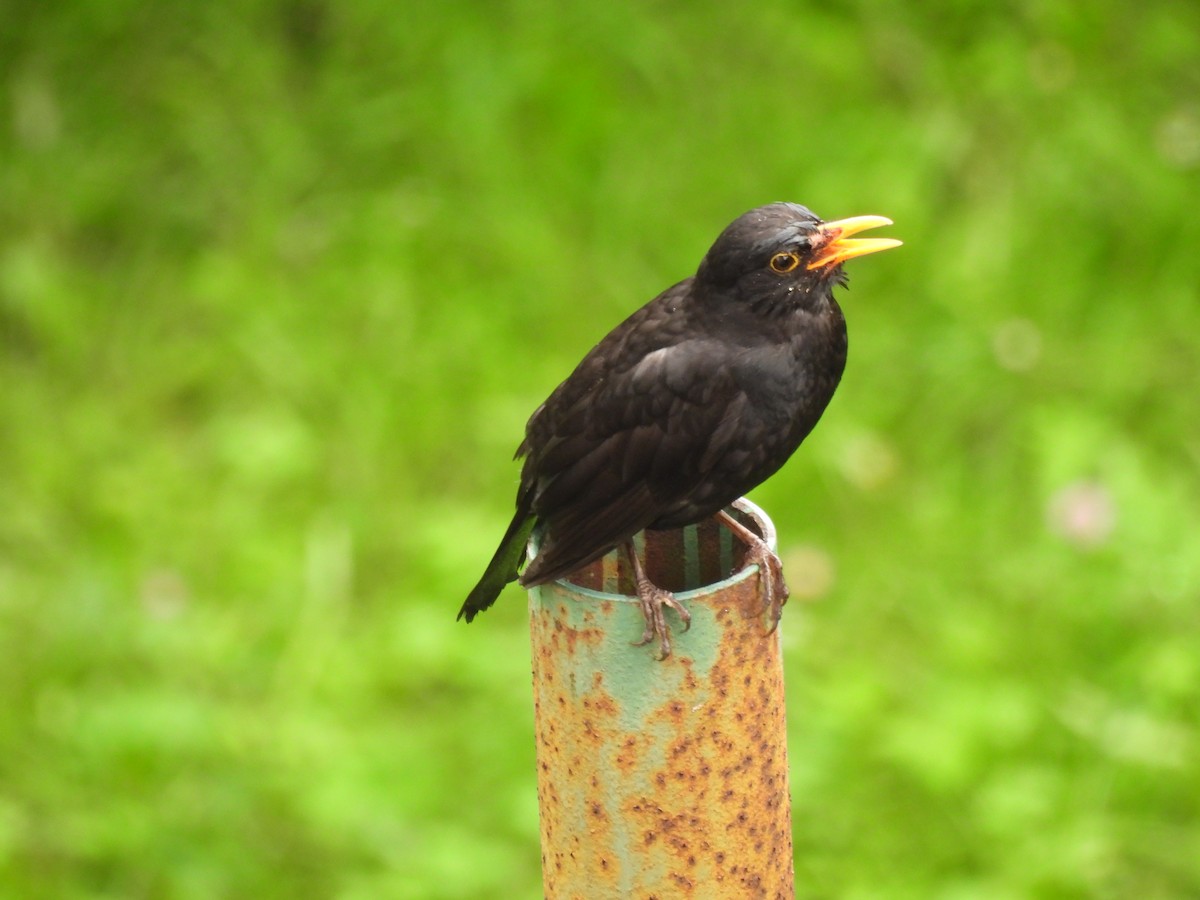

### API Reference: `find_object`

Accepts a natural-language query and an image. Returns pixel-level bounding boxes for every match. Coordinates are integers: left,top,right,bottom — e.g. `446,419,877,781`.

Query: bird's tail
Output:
457,510,536,622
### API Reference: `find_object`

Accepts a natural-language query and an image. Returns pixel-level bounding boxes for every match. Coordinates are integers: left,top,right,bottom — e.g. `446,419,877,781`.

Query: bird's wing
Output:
519,328,752,585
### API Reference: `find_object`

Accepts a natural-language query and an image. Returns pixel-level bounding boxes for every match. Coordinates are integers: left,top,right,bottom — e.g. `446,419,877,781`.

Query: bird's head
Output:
695,202,901,311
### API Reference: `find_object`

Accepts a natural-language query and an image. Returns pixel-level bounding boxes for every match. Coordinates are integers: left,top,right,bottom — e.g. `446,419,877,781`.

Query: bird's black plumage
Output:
459,203,899,638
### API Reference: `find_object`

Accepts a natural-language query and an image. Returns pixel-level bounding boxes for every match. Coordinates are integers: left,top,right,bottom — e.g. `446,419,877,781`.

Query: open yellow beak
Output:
807,215,902,271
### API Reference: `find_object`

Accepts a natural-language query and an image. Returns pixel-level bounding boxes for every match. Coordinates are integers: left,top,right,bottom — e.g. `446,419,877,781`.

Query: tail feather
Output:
458,511,536,622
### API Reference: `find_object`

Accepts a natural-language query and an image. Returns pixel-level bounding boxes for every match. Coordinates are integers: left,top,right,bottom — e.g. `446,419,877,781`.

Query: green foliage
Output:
2,1,1199,896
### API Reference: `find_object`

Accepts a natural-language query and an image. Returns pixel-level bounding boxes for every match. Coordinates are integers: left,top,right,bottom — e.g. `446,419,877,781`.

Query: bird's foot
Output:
632,583,691,661
717,510,790,632
625,541,691,660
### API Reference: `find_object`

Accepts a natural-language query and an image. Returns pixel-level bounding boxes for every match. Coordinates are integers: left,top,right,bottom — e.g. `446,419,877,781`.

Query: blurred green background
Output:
3,1,1199,897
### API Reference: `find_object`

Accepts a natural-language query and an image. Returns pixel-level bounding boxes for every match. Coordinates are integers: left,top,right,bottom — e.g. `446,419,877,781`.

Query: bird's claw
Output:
631,585,691,660
625,540,689,659
717,509,789,633
746,541,789,633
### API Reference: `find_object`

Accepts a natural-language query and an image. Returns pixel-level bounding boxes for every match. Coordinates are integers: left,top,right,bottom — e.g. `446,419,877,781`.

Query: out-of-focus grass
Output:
2,2,1198,897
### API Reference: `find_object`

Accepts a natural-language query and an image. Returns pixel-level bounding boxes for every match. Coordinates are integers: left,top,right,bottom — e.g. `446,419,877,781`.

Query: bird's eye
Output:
769,252,800,274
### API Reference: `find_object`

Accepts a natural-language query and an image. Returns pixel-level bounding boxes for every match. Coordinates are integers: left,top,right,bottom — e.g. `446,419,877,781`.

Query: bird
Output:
458,202,900,658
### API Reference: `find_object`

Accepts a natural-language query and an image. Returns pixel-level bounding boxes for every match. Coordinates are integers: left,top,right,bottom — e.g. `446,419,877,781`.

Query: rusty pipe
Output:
528,498,794,899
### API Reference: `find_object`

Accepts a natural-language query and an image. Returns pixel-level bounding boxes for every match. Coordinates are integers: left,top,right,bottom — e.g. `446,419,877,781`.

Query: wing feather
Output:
516,327,761,578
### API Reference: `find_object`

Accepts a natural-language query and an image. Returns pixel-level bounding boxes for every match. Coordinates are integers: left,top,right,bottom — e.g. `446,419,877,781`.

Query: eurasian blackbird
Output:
459,202,900,657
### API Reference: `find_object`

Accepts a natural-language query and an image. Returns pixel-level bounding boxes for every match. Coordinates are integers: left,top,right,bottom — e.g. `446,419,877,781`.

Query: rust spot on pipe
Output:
529,499,794,898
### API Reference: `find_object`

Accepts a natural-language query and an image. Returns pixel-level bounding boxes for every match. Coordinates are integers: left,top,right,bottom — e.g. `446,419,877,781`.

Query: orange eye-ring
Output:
769,252,800,274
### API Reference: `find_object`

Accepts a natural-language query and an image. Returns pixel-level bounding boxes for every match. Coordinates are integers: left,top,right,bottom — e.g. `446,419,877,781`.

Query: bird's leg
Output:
625,540,691,660
716,509,790,633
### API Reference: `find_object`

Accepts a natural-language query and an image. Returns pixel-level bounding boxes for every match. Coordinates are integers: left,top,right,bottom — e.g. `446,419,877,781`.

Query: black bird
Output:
459,202,900,657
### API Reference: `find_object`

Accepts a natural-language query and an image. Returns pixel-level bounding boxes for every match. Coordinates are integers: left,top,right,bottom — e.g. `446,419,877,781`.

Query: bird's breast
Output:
734,319,845,415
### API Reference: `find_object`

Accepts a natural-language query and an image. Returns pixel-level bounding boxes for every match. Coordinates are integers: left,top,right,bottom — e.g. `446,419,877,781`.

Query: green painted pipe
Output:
529,498,794,899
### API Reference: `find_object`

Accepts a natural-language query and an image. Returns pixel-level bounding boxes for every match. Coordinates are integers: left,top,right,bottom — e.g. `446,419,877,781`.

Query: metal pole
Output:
528,498,794,899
